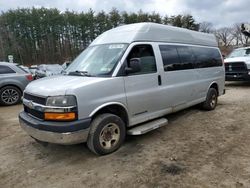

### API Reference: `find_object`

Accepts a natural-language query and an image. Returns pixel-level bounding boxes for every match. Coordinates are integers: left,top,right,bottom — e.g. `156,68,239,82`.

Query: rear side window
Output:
176,46,195,70
126,44,157,75
0,65,16,74
191,47,223,68
159,45,194,71
159,45,222,71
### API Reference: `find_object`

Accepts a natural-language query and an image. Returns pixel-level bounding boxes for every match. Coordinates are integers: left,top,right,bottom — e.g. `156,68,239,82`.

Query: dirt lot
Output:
1,82,250,188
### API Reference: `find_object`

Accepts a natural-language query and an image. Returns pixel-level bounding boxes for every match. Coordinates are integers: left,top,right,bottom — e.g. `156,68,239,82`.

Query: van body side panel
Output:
120,42,225,126
161,69,199,111
195,66,225,98
65,77,127,120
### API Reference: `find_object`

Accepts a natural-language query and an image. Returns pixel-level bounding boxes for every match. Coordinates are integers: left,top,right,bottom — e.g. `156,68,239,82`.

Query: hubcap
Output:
1,89,19,104
210,94,217,108
99,123,120,150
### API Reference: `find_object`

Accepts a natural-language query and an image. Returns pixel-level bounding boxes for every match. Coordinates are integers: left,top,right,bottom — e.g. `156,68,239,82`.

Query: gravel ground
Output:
1,82,250,188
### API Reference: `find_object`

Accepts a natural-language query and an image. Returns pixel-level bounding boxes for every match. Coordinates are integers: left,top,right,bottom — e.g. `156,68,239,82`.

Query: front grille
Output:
23,93,46,119
24,106,44,120
23,93,46,105
225,62,247,72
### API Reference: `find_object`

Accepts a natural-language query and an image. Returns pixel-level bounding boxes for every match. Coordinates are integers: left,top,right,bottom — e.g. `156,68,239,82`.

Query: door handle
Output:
158,75,162,86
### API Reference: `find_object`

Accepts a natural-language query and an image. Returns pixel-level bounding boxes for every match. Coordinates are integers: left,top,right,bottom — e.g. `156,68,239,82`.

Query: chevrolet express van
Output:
19,23,225,155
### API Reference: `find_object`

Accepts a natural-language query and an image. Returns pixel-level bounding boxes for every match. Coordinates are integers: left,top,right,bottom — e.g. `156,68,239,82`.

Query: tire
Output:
201,88,218,111
0,86,22,106
87,113,126,155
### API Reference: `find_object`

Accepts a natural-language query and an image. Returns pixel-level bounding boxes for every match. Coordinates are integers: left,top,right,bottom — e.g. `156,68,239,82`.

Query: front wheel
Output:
201,88,218,111
87,113,126,155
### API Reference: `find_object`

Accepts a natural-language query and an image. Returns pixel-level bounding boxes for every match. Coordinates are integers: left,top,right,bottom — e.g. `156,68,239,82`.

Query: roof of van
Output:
90,22,218,47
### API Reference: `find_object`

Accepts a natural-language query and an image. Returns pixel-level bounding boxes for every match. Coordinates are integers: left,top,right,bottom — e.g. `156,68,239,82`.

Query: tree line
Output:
0,8,199,65
0,8,248,65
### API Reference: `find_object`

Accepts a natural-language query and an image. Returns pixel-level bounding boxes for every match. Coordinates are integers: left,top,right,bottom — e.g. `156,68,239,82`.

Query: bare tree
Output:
215,27,234,46
230,23,249,46
231,23,242,46
199,22,214,33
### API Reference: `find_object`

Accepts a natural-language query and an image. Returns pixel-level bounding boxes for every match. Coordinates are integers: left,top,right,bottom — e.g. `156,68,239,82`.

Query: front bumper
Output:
19,111,91,145
225,72,250,81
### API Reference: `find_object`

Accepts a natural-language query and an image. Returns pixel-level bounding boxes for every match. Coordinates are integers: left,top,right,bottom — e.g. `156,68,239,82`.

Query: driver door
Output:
122,43,167,126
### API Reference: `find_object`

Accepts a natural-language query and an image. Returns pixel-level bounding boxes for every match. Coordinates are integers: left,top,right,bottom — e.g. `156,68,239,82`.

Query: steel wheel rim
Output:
99,123,120,150
210,94,217,108
1,89,19,104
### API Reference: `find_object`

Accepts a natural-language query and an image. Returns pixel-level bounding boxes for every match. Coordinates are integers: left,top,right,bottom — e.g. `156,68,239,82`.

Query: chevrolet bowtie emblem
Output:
28,100,34,109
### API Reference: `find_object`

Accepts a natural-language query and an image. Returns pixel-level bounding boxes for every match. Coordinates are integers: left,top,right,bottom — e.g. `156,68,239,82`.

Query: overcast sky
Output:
0,0,249,28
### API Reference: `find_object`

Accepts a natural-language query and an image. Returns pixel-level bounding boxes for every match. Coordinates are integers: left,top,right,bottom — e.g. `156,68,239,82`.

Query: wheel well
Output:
210,83,218,94
0,84,22,93
92,105,129,126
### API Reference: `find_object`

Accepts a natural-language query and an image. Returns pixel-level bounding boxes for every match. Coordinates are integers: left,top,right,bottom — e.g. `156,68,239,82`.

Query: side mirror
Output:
125,58,141,74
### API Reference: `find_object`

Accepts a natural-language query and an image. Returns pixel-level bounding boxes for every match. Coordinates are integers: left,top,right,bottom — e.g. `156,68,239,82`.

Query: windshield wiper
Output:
68,70,93,77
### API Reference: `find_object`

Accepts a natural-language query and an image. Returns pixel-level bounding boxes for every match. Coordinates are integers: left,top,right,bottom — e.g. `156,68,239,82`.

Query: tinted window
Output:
159,45,180,71
127,44,156,75
0,65,15,74
191,47,223,68
176,46,195,70
160,45,222,71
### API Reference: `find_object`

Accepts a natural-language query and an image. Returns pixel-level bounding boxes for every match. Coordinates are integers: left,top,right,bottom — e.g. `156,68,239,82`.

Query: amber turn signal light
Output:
44,112,76,121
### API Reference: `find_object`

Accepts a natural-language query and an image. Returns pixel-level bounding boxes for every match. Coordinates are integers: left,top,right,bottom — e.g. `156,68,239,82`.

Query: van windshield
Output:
66,44,128,77
227,48,250,58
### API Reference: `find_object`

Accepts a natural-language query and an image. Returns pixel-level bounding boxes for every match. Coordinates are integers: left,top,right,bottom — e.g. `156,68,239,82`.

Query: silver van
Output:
19,23,225,155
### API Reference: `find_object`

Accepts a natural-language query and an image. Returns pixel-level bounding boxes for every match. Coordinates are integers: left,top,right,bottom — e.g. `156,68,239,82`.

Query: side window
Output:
159,45,181,71
209,48,223,67
126,44,157,75
176,46,195,70
191,47,223,68
0,65,16,74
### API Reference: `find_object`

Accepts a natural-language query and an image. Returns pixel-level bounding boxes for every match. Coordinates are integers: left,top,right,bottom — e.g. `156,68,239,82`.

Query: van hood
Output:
25,75,111,97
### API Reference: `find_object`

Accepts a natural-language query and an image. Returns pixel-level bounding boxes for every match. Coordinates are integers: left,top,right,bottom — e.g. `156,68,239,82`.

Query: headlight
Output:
45,96,77,121
46,96,77,107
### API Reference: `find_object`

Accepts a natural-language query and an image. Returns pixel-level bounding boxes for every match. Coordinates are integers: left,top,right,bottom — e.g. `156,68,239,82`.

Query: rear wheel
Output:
87,113,126,155
0,86,21,106
201,88,218,110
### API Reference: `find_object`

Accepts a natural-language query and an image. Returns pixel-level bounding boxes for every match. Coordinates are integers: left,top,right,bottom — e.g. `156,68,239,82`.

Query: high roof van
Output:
19,23,225,155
